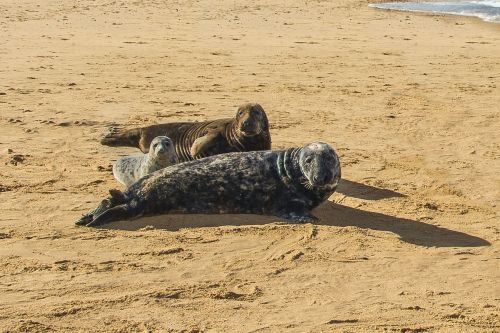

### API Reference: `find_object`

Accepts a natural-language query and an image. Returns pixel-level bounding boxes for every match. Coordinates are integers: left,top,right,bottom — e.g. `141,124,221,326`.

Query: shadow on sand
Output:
100,201,489,248
315,201,489,247
336,179,406,200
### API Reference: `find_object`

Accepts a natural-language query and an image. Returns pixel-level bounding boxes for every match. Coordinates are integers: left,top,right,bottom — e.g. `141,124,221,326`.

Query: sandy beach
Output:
1,0,499,331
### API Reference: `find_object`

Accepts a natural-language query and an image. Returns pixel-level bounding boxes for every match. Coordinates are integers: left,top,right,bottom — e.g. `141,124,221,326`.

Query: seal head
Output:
298,142,341,192
234,103,269,137
149,136,178,165
276,142,341,222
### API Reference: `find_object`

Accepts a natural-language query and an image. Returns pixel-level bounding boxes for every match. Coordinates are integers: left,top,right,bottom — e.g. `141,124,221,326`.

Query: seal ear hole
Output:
305,156,313,164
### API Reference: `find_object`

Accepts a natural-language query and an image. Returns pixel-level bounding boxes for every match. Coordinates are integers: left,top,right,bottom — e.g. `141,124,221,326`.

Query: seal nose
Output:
313,174,330,185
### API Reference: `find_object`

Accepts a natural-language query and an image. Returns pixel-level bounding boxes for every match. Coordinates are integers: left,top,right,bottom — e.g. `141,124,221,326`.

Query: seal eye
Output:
305,156,313,164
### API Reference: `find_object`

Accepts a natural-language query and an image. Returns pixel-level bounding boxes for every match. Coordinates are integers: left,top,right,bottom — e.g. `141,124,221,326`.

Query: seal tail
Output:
101,127,141,149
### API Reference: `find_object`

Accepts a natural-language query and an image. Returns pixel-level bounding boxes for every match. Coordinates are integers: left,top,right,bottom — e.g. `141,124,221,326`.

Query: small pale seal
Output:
113,136,178,187
100,103,271,162
76,142,341,227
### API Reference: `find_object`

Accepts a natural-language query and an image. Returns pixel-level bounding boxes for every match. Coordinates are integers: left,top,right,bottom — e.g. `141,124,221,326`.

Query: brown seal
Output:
101,103,271,162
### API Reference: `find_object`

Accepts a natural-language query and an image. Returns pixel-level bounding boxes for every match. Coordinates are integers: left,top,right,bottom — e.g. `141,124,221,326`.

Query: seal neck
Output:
143,154,158,173
144,151,172,172
277,147,305,187
226,121,246,152
227,120,271,152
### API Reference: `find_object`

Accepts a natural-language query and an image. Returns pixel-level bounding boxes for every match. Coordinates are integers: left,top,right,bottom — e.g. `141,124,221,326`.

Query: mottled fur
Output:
76,142,341,227
101,103,271,161
113,136,178,187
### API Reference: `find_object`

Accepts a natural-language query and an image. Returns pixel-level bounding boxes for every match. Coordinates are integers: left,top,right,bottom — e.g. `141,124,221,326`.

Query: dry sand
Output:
1,0,499,332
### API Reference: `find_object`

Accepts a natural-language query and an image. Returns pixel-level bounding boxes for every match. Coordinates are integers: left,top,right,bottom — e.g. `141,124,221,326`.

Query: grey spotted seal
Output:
100,103,271,162
113,136,178,187
76,142,341,227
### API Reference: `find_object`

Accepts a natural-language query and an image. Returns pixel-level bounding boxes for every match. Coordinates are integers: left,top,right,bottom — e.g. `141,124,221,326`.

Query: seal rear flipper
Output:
85,204,136,227
101,127,141,149
75,198,112,226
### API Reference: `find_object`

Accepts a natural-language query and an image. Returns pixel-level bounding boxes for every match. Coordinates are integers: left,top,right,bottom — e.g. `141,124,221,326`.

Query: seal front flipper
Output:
190,132,225,159
278,211,319,223
275,200,319,223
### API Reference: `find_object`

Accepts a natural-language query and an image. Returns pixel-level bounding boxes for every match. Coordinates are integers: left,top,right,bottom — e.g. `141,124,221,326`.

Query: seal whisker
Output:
300,179,314,190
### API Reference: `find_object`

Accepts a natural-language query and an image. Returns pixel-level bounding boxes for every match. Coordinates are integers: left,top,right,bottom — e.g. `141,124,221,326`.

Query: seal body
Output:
101,103,271,162
112,136,178,187
76,142,341,227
